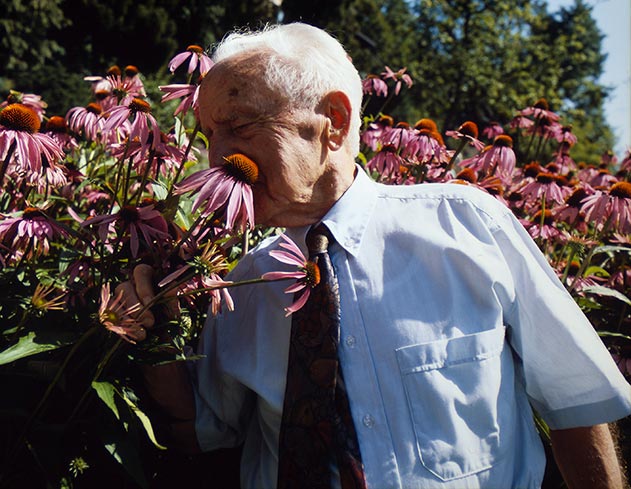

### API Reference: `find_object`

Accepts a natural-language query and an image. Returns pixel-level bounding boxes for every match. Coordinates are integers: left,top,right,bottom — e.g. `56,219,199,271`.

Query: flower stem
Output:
167,122,200,200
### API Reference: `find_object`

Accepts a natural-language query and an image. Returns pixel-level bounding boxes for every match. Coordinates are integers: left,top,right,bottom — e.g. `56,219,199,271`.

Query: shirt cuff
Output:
536,389,631,430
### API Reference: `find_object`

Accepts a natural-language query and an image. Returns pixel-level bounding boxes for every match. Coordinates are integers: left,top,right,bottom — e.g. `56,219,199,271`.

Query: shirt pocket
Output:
395,327,510,481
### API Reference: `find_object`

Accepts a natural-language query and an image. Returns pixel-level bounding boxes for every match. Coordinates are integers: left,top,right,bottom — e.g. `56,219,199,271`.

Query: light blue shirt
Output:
192,167,631,488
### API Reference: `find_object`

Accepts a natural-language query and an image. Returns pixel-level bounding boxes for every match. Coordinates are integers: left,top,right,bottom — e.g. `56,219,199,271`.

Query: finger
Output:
133,264,155,308
115,281,155,329
163,286,181,319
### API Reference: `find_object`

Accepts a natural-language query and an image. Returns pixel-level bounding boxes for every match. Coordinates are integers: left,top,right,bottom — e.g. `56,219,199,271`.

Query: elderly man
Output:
127,23,631,489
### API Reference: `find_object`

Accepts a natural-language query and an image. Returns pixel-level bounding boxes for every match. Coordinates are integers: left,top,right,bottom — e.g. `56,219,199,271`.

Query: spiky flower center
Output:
187,45,204,54
458,121,478,138
0,104,41,133
456,167,478,183
223,153,259,185
129,98,151,114
378,115,394,127
535,172,554,184
610,182,631,199
533,209,553,225
107,65,122,77
566,187,589,207
45,116,67,133
86,103,102,115
493,134,513,148
22,207,46,219
303,261,321,288
124,65,139,76
119,205,140,223
414,118,438,132
534,98,549,110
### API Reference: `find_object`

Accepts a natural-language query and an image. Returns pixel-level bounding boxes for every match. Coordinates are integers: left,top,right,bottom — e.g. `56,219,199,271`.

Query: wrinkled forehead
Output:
198,51,289,123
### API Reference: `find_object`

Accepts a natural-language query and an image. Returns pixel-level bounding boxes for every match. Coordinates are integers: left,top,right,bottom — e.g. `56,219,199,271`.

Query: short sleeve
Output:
493,207,631,429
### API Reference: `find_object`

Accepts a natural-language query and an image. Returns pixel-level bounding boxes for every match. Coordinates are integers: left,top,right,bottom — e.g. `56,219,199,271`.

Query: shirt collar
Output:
285,166,376,257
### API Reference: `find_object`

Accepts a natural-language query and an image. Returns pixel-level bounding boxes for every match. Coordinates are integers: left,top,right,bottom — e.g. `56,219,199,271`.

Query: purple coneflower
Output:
262,234,320,316
82,204,170,258
446,121,485,151
482,122,504,140
380,66,413,95
159,241,234,316
31,283,67,312
581,181,631,234
0,207,67,261
175,153,258,231
461,135,516,185
0,104,64,179
66,103,106,142
169,45,214,76
98,283,146,343
518,171,570,205
362,75,388,97
102,98,161,151
44,115,78,151
1,91,47,120
159,83,200,117
366,144,405,180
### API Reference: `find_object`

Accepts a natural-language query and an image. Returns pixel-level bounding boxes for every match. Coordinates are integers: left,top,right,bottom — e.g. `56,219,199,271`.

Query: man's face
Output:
197,53,333,228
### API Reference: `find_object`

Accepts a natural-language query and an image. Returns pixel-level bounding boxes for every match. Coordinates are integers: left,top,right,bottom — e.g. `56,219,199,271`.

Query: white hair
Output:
211,23,363,156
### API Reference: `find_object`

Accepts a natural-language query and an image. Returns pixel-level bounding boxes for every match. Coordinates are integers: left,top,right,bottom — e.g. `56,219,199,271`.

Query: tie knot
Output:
306,224,331,255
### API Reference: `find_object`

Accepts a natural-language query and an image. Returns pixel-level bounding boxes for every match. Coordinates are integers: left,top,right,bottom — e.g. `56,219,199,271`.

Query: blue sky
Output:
547,0,630,157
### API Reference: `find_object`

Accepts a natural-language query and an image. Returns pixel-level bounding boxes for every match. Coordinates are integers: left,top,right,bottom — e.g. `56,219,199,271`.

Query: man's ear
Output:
324,91,352,151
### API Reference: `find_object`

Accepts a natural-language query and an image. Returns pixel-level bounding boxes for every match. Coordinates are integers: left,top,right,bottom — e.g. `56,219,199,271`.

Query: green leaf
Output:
582,285,631,307
583,266,610,278
92,381,120,421
0,329,78,366
593,245,631,256
120,390,167,450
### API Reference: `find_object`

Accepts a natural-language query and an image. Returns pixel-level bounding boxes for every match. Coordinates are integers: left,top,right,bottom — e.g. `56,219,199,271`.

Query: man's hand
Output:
115,263,180,333
119,264,200,453
550,423,627,489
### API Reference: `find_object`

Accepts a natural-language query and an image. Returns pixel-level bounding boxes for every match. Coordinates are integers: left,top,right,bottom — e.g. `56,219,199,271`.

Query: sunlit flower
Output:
66,103,106,142
522,209,560,241
158,83,200,117
362,75,388,97
106,67,146,105
175,153,258,231
366,144,405,180
380,66,413,95
551,125,578,146
262,234,320,316
460,134,516,184
98,283,146,343
0,104,65,177
102,98,161,151
445,121,485,151
404,125,449,165
554,186,594,227
168,45,214,76
519,98,560,123
82,204,170,258
44,115,79,151
380,122,413,151
159,241,234,316
581,181,631,234
361,115,394,151
1,90,47,120
0,207,68,261
482,122,504,140
518,171,569,205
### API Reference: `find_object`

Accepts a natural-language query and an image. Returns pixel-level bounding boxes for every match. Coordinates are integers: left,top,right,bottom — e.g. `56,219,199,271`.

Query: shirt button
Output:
345,335,356,348
362,414,375,428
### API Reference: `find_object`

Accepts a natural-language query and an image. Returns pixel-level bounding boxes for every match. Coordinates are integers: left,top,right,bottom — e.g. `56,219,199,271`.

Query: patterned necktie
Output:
277,224,367,489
